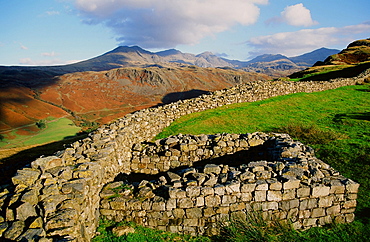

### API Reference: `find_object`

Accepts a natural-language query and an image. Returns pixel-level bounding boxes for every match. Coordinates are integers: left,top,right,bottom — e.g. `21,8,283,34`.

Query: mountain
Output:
318,38,370,65
0,44,343,135
0,65,269,135
290,47,340,66
289,38,370,80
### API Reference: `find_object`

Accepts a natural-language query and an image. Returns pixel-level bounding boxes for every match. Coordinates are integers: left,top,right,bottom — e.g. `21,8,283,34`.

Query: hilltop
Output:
290,38,370,80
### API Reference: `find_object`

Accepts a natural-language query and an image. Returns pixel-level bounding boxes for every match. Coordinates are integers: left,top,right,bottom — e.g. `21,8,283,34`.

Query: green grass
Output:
92,219,211,242
0,117,81,148
215,212,370,242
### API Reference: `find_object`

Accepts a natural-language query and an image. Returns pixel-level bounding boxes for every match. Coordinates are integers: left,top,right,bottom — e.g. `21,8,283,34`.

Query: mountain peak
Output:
156,49,183,56
109,46,153,54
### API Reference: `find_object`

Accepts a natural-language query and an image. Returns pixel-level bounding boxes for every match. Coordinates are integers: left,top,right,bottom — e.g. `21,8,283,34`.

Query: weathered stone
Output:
3,221,25,240
12,168,41,187
204,164,221,174
205,195,221,207
312,185,330,198
283,178,300,190
267,190,282,201
186,186,200,197
16,228,46,242
0,222,9,237
178,198,193,208
112,226,135,237
31,156,65,171
29,217,44,229
254,191,266,202
16,202,37,221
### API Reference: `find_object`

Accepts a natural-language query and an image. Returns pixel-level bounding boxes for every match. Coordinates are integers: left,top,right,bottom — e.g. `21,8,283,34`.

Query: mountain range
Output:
61,46,340,77
0,44,344,139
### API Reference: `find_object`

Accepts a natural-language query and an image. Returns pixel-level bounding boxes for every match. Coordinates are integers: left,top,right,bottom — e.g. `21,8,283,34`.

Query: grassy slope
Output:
0,117,81,149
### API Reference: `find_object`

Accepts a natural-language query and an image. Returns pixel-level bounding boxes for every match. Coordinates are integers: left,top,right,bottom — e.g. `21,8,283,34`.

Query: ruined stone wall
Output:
99,133,359,236
0,70,368,241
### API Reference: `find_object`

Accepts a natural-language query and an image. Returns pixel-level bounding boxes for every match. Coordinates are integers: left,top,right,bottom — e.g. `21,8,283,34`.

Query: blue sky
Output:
1,0,369,66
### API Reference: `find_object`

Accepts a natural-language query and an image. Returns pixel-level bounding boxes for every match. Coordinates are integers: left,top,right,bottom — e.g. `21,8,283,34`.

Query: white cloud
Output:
46,11,60,16
266,3,318,27
281,3,318,27
41,51,58,57
247,22,370,56
73,0,268,48
20,44,28,50
19,58,78,66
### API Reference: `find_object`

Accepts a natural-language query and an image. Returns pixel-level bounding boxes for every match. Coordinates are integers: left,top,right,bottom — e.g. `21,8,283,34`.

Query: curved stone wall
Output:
100,133,359,236
0,70,368,241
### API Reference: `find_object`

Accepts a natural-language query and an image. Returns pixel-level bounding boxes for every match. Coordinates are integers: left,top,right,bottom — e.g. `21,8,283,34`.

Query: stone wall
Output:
99,133,359,236
0,69,369,241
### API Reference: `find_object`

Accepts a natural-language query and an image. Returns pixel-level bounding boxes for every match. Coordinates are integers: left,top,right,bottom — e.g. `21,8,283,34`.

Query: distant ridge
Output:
0,45,340,77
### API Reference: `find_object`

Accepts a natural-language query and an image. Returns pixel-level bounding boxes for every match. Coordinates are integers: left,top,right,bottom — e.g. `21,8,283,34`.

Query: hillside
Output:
290,38,370,80
0,65,269,144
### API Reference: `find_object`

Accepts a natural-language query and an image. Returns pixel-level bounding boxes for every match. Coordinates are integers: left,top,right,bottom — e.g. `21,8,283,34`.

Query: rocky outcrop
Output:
0,69,368,241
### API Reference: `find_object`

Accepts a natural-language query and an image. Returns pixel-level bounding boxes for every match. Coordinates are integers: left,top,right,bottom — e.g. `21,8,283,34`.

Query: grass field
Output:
0,117,81,149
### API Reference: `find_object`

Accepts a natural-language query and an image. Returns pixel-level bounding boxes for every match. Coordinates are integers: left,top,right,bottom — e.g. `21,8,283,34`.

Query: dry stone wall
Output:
99,133,359,236
0,69,369,241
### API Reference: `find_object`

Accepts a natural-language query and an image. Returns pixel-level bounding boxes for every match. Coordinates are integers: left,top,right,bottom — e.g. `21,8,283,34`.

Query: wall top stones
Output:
0,69,369,241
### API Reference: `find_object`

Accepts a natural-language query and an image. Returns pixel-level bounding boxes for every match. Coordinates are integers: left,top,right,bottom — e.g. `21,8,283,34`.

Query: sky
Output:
1,0,369,66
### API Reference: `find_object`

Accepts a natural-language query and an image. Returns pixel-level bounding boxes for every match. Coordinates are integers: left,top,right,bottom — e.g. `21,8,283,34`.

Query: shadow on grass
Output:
290,62,370,81
333,112,370,122
0,133,88,185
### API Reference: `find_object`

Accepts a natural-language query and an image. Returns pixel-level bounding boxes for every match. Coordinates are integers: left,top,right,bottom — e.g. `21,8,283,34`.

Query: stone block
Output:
318,215,332,225
267,190,282,201
343,200,357,209
299,210,311,219
186,186,201,197
312,185,330,198
241,183,256,193
329,180,345,194
225,182,241,194
345,213,355,223
283,179,300,190
326,205,341,215
12,168,41,187
221,195,237,205
261,202,278,211
311,208,326,218
169,188,186,199
282,189,296,200
240,192,252,202
303,218,317,227
205,195,221,207
297,187,310,198
186,208,202,218
196,197,204,207
201,187,214,196
216,206,230,214
166,198,176,210
172,208,185,218
268,180,282,190
318,196,334,208
255,180,269,191
178,198,193,208
230,202,246,212
214,185,225,196
204,164,222,174
346,182,360,194
16,202,37,221
254,191,266,202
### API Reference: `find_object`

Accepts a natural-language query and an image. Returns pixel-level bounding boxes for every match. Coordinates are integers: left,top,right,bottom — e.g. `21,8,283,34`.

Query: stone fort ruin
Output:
0,71,368,241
